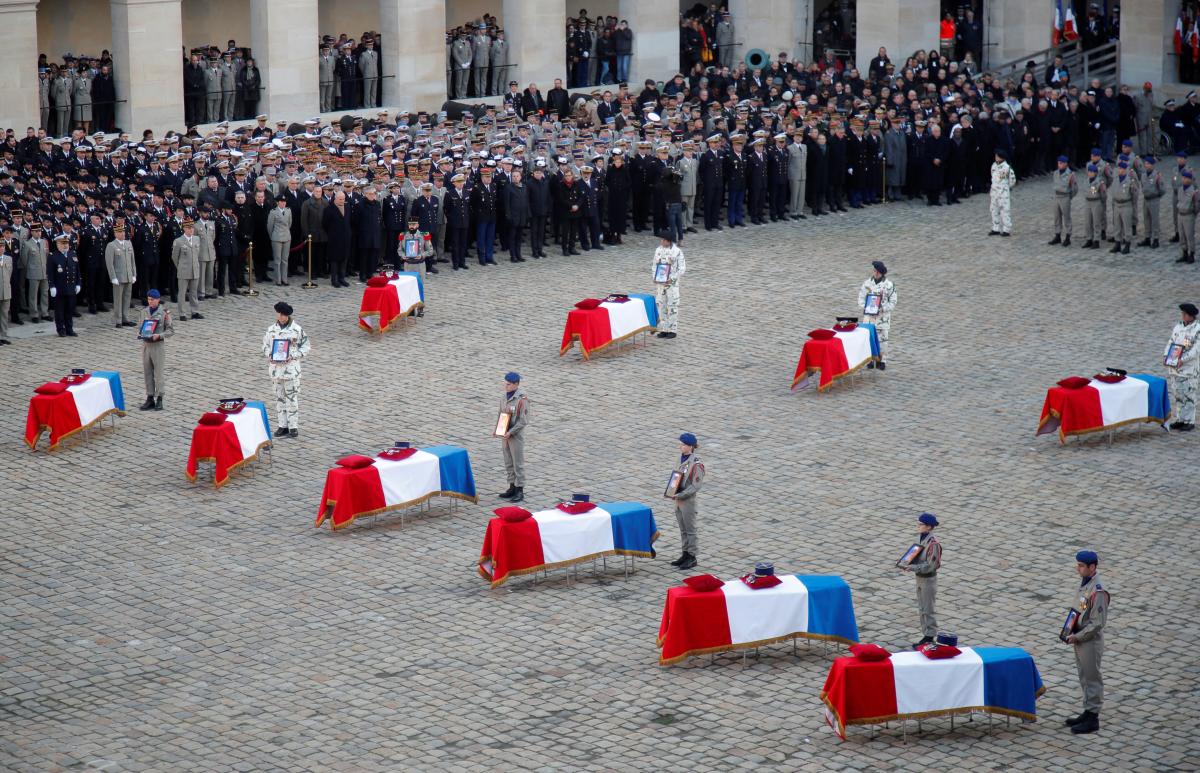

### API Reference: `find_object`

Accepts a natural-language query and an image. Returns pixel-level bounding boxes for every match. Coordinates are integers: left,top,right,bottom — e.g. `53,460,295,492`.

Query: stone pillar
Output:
728,0,801,68
380,0,445,112
250,0,318,118
502,0,564,93
0,1,39,131
1119,0,1171,90
110,0,185,134
856,0,939,73
618,0,678,86
989,0,1049,69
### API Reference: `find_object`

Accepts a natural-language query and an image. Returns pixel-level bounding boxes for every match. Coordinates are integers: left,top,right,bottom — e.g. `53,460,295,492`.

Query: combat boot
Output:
1047,235,1061,245
1070,711,1099,734
676,553,697,570
509,487,524,503
1063,711,1090,727
139,396,155,411
1121,242,1131,254
153,396,163,410
1062,236,1071,247
497,485,516,500
670,553,688,567
1109,242,1121,253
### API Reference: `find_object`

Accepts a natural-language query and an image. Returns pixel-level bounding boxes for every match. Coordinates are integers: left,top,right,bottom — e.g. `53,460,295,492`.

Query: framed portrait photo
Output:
863,293,882,316
1165,343,1185,368
654,261,672,284
1059,608,1081,642
138,319,158,340
896,543,923,568
493,411,510,438
664,470,683,498
270,338,291,362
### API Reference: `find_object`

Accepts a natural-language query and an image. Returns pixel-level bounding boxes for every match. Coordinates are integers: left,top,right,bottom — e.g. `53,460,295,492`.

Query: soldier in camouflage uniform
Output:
1048,156,1076,246
859,260,897,370
1109,161,1138,254
1176,170,1199,264
652,232,685,339
670,432,704,571
1137,156,1165,249
398,219,432,317
1063,550,1108,735
1081,164,1107,249
1170,151,1191,244
988,151,1015,236
261,301,311,438
1166,303,1200,431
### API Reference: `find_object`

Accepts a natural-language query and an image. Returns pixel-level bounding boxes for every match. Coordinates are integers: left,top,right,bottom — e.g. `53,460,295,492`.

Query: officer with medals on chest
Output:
48,233,81,337
669,432,705,571
1063,550,1108,735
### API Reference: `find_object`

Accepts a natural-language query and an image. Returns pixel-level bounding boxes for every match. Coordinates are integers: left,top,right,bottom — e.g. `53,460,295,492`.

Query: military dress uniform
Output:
671,434,704,570
319,49,336,112
261,306,311,436
498,375,529,502
1109,166,1139,253
1166,306,1200,428
139,295,174,409
1175,174,1199,263
21,230,50,321
171,226,202,318
1050,160,1076,244
652,238,686,336
0,244,12,343
1065,551,1109,734
908,514,942,646
858,261,897,367
1138,163,1165,247
989,156,1016,234
103,231,137,326
48,239,81,336
1082,168,1107,247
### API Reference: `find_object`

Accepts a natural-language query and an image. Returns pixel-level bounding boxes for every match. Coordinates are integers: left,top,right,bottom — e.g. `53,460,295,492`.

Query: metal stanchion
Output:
302,235,317,289
241,242,259,296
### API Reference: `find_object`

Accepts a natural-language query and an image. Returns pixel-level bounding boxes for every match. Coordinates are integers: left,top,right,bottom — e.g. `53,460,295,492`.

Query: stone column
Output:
989,0,1049,69
380,0,445,113
250,0,318,118
728,0,801,67
502,0,564,94
619,0,678,86
0,1,39,131
110,0,185,134
1119,0,1171,90
856,0,939,73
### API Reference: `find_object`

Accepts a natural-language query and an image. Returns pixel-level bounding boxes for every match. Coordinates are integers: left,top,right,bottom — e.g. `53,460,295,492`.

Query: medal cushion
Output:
335,454,376,469
682,574,725,592
198,412,227,426
34,382,68,395
217,401,245,414
1091,373,1125,383
574,298,603,310
495,506,532,522
917,643,962,660
832,323,858,332
739,573,783,589
555,501,597,514
377,447,417,461
60,374,90,384
1056,376,1091,389
365,275,390,288
807,328,836,340
849,643,891,662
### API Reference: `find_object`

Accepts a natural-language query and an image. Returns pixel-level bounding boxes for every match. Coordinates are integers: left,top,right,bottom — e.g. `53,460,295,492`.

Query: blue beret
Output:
679,432,698,446
1145,156,1157,164
1090,147,1102,155
872,260,887,274
1185,170,1195,179
1118,153,1129,161
918,512,939,527
1076,550,1098,565
1057,155,1068,163
1178,150,1189,158
1121,139,1133,147
504,371,520,383
147,288,160,299
1086,163,1098,172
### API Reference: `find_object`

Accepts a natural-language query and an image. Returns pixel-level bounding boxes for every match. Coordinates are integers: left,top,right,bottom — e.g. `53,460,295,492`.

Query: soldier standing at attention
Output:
104,222,136,328
497,372,529,504
1166,303,1200,431
1064,550,1108,735
138,289,173,411
1048,155,1076,246
676,141,698,233
669,432,704,571
1170,151,1190,245
48,233,80,337
1081,164,1107,249
262,301,311,439
0,240,11,345
21,223,51,323
988,150,1015,236
699,134,725,231
652,231,685,340
901,512,942,649
359,38,379,109
318,43,336,113
787,128,809,219
1176,171,1199,263
451,32,473,99
489,30,509,97
1137,156,1164,249
859,260,897,370
171,219,203,320
1109,161,1138,254
472,24,491,98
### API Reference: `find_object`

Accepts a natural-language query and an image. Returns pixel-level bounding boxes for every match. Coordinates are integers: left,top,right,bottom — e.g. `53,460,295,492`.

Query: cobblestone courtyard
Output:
2,174,1198,772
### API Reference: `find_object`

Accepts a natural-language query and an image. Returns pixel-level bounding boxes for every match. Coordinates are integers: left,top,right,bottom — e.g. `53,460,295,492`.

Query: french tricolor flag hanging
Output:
1063,1,1078,41
1052,0,1064,46
1177,14,1185,56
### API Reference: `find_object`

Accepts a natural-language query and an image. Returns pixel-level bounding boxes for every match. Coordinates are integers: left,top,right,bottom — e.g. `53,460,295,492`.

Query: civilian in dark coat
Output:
925,124,949,205
321,192,352,287
805,133,829,215
354,187,383,280
91,67,116,132
826,128,847,212
247,190,272,282
504,170,530,262
527,166,552,256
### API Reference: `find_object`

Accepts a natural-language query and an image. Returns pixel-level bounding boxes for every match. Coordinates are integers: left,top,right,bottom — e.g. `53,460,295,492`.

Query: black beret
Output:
274,301,293,316
1182,303,1199,317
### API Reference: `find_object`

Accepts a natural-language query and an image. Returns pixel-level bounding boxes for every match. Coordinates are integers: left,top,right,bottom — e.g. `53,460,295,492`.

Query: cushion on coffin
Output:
1056,376,1092,389
832,323,858,332
849,643,891,662
377,447,418,461
60,374,91,384
807,328,836,340
366,275,390,288
34,382,68,395
335,454,376,469
918,643,963,660
556,501,597,514
495,506,532,523
1092,373,1126,384
682,574,725,592
198,412,227,426
574,298,603,310
739,573,783,589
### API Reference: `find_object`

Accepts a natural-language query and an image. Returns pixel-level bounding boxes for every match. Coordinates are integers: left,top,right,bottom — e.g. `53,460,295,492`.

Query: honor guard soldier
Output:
1137,156,1164,248
652,231,685,339
1064,550,1108,735
497,372,529,504
261,301,311,438
699,134,725,231
1048,156,1076,246
21,223,51,323
171,218,203,319
48,233,81,337
105,222,137,327
1081,164,1107,249
1175,170,1199,263
859,260,897,370
138,289,174,410
1166,303,1200,431
0,240,11,344
900,512,942,648
669,432,704,571
1109,161,1138,254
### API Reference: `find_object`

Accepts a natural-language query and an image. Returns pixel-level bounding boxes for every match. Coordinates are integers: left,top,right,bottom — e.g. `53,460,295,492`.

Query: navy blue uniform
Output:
48,248,81,335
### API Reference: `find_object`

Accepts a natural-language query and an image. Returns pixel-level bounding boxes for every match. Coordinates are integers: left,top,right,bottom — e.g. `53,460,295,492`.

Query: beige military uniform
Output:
140,302,174,399
910,533,942,638
1140,168,1165,243
1110,172,1138,245
104,237,136,325
500,386,529,488
672,451,704,557
1071,573,1109,713
171,232,202,316
21,234,49,320
1052,166,1076,237
1083,175,1107,243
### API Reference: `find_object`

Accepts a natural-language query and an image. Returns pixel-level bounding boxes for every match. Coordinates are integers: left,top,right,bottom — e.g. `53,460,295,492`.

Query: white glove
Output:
112,279,119,285
75,285,81,294
50,287,57,298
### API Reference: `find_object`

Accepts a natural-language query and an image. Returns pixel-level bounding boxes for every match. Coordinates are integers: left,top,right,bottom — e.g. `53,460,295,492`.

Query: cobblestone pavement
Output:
2,173,1198,773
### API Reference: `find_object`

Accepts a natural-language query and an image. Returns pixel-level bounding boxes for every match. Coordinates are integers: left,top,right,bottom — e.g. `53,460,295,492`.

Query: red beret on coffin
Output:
807,328,836,340
918,643,962,659
556,501,597,514
198,412,227,426
377,447,418,461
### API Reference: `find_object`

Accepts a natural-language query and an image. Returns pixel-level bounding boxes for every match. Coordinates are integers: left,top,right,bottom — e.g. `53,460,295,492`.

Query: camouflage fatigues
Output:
858,275,897,360
990,161,1015,233
261,319,311,430
652,243,686,333
1166,318,1200,424
140,302,174,398
1071,573,1109,713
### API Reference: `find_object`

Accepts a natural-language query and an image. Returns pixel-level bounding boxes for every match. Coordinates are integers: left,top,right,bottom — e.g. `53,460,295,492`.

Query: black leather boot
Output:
497,485,516,500
1070,711,1099,734
676,553,697,570
139,397,155,411
153,396,163,410
509,486,524,503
